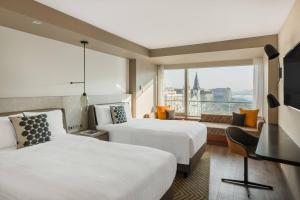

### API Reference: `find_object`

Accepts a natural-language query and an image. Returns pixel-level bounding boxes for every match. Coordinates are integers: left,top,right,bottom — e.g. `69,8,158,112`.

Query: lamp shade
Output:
267,93,280,108
80,92,89,111
264,44,280,60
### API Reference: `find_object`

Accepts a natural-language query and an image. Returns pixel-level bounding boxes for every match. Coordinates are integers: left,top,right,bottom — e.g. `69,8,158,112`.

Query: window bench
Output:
200,114,264,146
144,112,264,146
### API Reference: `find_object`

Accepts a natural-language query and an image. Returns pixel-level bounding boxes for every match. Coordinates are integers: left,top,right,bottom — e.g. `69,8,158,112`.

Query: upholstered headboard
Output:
88,105,98,130
0,108,67,129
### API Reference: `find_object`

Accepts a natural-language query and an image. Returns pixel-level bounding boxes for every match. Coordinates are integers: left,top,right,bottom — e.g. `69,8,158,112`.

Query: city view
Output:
164,66,254,116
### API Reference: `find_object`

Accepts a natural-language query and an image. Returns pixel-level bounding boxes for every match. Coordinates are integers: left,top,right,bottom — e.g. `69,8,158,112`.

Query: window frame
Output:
163,60,254,117
163,68,186,115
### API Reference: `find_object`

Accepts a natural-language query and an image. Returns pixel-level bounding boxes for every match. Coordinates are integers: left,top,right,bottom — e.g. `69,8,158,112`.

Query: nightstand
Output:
71,129,109,141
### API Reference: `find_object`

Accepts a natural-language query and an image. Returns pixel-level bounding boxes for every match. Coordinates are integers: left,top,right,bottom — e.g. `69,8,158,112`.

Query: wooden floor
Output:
207,145,294,200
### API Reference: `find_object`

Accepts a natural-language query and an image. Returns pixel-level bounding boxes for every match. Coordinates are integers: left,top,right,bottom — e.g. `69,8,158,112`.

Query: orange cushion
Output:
156,105,171,120
239,108,259,128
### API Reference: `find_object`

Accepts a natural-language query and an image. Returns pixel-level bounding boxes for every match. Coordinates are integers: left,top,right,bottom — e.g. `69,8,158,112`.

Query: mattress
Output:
98,119,207,165
0,134,176,200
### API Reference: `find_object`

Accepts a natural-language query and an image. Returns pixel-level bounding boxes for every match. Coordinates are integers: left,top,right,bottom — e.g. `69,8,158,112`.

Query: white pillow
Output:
0,113,23,149
23,110,66,137
94,105,113,125
123,102,132,121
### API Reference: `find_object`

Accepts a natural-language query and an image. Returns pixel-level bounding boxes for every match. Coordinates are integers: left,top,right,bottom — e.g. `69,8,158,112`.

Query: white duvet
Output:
0,134,176,200
98,119,207,165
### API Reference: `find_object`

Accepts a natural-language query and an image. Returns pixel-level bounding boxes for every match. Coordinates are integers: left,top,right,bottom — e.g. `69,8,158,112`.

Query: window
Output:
164,65,254,116
188,66,254,116
164,69,185,114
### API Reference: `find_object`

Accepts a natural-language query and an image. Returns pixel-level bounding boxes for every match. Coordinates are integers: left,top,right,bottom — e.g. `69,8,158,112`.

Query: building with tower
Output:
191,73,201,98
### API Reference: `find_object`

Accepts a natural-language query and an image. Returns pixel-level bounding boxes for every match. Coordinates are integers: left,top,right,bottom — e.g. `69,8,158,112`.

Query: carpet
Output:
173,152,210,200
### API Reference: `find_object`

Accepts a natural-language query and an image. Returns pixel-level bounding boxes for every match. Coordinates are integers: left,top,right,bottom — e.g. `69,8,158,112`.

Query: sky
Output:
164,65,253,92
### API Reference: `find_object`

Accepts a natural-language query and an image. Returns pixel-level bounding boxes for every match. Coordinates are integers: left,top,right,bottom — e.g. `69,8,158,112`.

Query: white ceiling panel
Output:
35,0,294,49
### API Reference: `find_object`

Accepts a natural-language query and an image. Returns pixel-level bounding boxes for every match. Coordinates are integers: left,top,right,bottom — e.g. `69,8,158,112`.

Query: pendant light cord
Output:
70,41,88,97
83,42,86,95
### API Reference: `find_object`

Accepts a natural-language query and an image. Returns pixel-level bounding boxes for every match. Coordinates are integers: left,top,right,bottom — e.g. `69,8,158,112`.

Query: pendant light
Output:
267,94,280,108
264,44,280,60
70,41,89,111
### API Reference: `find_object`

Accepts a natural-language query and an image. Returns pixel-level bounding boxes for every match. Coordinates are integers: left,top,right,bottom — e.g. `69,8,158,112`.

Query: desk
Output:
255,124,300,167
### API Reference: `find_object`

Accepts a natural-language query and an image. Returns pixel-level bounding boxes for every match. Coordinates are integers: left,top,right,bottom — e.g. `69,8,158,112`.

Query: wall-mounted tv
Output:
284,42,300,110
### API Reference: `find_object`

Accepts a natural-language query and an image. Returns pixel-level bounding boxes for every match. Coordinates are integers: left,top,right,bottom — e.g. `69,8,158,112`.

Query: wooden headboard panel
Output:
0,108,67,129
0,94,131,132
88,105,97,130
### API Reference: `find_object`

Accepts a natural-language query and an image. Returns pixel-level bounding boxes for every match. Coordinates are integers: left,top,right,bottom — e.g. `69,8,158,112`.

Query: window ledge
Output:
174,115,201,121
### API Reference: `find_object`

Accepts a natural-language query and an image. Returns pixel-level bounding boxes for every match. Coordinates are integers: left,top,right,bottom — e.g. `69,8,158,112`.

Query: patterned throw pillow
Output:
9,114,51,149
110,106,127,124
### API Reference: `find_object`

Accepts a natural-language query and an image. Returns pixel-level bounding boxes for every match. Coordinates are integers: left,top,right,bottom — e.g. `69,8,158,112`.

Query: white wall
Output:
278,0,300,199
0,26,128,98
278,0,300,147
135,59,157,118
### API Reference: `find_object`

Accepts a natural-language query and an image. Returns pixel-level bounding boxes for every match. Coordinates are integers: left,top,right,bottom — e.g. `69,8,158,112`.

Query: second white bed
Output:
97,118,207,165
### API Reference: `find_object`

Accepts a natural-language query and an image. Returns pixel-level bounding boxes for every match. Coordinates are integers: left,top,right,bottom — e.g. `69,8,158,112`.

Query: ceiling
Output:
35,0,294,49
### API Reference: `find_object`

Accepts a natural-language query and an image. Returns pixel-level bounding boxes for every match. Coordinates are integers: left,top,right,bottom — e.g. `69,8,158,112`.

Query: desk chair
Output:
222,127,273,197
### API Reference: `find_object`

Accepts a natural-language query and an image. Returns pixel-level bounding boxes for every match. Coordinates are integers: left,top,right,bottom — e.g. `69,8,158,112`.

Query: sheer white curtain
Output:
253,58,264,117
157,65,165,105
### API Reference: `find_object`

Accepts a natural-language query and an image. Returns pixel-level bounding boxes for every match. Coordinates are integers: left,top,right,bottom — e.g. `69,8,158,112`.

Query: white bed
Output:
0,108,176,200
90,104,207,166
98,119,207,165
0,134,176,200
